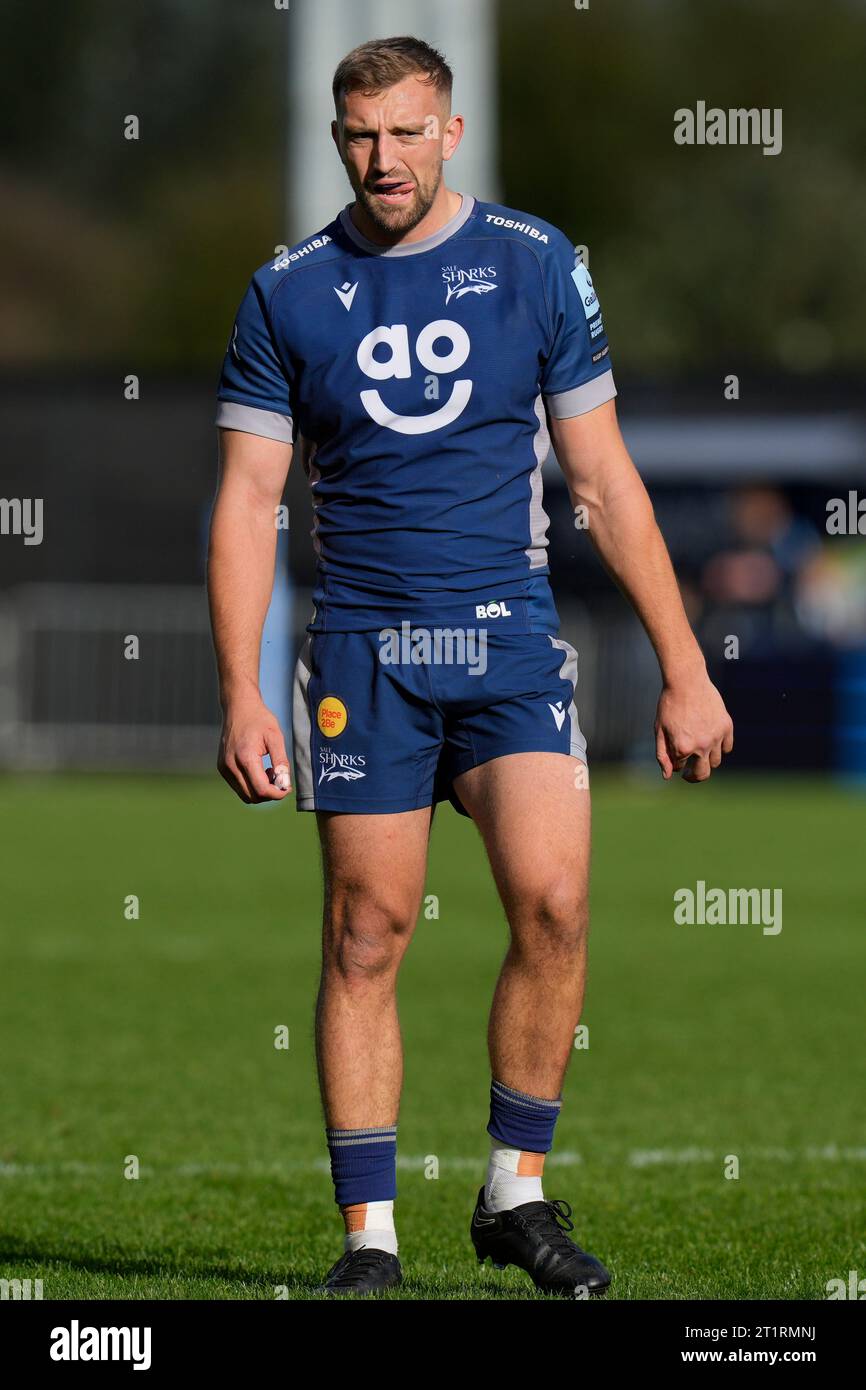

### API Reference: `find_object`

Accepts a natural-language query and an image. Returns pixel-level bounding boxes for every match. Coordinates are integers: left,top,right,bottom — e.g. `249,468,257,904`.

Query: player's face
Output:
335,76,452,236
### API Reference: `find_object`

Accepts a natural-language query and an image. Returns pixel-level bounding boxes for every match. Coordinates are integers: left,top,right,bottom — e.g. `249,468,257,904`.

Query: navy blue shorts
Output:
291,627,587,817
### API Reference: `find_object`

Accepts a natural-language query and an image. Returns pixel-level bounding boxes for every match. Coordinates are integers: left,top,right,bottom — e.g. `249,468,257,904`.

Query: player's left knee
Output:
521,880,589,952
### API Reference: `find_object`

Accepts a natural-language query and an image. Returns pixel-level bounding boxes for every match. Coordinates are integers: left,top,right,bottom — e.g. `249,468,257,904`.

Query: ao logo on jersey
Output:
356,319,472,435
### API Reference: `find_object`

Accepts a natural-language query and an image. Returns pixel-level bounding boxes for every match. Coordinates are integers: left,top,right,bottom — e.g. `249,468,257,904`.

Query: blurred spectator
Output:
796,543,866,647
697,485,823,656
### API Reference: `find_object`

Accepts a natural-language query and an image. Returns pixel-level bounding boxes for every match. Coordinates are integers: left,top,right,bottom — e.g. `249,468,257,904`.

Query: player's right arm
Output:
210,267,296,802
208,427,292,802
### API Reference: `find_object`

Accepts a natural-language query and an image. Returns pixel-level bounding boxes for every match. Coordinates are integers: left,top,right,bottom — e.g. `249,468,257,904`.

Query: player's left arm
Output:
549,399,734,782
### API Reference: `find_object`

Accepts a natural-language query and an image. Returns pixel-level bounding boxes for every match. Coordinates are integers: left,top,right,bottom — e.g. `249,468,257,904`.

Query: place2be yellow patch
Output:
317,696,348,738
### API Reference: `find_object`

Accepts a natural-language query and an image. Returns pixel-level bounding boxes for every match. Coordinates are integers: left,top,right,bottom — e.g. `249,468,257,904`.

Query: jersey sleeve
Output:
215,276,294,443
539,234,616,419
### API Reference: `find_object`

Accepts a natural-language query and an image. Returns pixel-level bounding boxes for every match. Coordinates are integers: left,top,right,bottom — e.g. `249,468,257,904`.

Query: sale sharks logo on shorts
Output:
356,319,473,435
442,264,498,304
318,750,367,784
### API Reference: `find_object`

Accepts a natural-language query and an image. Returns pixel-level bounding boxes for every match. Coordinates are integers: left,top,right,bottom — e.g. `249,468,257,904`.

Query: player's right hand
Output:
217,696,292,803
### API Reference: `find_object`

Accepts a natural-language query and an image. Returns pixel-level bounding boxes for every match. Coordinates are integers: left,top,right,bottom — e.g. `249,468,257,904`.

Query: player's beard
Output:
357,159,442,238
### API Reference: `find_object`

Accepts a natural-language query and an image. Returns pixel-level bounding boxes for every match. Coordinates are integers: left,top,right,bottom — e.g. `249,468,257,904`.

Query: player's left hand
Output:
655,674,734,783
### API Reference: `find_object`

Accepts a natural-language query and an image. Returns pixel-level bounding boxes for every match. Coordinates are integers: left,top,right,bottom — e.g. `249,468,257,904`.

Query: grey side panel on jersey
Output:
215,401,293,443
292,635,315,808
526,393,552,570
548,634,588,762
545,368,616,420
297,433,323,559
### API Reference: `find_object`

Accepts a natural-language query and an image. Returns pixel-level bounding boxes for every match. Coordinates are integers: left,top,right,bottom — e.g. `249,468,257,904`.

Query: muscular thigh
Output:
317,807,435,932
453,753,590,922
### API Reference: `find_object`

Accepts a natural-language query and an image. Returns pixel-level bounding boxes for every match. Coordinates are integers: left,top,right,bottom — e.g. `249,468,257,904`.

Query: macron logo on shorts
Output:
548,700,567,731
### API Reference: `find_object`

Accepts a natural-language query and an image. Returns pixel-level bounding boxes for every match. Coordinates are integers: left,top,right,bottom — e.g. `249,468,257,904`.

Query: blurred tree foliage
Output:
498,0,866,376
2,0,864,373
0,0,284,369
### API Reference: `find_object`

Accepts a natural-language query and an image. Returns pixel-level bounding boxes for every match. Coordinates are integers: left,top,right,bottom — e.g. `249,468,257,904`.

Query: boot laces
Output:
519,1198,580,1257
329,1247,392,1286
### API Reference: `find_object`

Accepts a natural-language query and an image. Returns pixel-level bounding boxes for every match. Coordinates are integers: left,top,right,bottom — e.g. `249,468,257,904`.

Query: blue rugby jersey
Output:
216,194,615,632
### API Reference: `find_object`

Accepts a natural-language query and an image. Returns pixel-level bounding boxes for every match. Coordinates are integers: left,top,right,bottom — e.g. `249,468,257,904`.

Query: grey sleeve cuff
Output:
544,369,617,419
215,401,293,443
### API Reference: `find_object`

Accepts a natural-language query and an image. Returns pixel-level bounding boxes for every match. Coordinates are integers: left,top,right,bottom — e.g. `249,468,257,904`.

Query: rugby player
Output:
207,35,734,1297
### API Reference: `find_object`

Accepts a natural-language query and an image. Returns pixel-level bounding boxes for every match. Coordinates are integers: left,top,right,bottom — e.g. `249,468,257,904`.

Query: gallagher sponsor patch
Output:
571,263,599,320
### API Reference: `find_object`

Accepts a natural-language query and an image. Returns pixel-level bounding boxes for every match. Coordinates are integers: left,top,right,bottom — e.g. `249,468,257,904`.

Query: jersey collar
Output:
338,193,475,257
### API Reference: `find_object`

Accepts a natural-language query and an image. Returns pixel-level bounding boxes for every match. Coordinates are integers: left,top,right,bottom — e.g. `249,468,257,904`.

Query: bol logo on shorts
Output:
317,696,348,738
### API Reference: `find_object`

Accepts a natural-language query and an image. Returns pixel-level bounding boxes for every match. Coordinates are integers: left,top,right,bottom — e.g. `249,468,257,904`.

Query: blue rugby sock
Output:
326,1124,399,1255
326,1124,397,1205
485,1079,562,1212
487,1078,562,1152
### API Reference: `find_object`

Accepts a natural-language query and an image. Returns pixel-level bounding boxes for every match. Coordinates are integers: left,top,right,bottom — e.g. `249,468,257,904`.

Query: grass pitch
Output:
0,771,863,1299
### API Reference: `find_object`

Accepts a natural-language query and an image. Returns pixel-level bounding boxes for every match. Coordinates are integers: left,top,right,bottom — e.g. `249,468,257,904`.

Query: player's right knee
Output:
323,896,415,979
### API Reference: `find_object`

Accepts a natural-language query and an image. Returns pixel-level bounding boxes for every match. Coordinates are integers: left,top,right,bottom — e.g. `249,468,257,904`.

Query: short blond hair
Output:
332,36,452,115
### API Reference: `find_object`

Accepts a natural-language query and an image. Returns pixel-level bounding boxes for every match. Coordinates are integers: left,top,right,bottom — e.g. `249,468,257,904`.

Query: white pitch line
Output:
629,1145,866,1167
0,1146,864,1180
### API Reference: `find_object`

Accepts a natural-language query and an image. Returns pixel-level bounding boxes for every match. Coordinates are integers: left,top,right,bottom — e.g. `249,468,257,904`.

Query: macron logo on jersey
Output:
335,281,359,311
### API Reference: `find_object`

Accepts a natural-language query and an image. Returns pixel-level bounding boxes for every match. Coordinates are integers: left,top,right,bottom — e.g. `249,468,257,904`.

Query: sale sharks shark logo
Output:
442,264,498,304
318,750,367,785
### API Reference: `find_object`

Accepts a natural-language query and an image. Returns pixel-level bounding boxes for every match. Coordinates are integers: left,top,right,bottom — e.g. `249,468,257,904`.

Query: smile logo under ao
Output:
356,319,472,436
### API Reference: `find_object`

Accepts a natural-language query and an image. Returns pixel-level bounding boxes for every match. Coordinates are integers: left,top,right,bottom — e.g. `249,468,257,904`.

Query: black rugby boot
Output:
471,1187,610,1296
